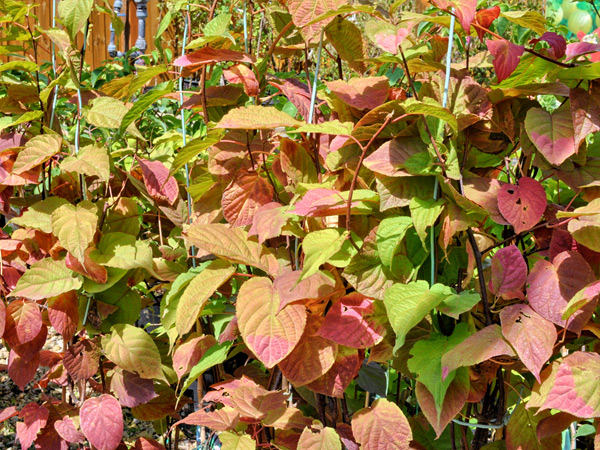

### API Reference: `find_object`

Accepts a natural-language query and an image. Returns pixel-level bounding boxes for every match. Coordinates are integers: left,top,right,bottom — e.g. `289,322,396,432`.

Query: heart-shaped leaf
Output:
80,395,123,450
525,105,575,166
498,177,546,234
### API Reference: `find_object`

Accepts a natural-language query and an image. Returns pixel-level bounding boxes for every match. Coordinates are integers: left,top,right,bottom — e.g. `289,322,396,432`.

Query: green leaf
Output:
506,404,560,450
175,259,235,336
119,82,174,136
404,98,458,133
10,197,69,233
0,60,38,73
170,129,225,177
219,432,256,450
11,258,82,300
409,198,445,246
325,16,367,73
12,134,62,174
91,232,153,271
0,111,44,133
384,281,452,351
294,120,353,135
127,65,168,97
376,216,413,272
216,105,305,130
58,0,94,41
61,144,111,182
103,324,164,380
300,228,349,281
180,341,232,394
500,10,546,35
438,290,480,319
84,97,143,139
51,200,99,261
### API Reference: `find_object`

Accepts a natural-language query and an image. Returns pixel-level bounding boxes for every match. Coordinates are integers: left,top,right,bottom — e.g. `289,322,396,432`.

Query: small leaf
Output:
524,106,575,166
216,105,304,130
489,244,528,296
134,437,166,450
325,17,368,73
173,47,255,70
222,170,274,226
173,334,217,380
295,120,353,135
80,395,123,450
409,198,445,246
237,277,306,368
173,406,240,432
219,431,257,450
274,270,336,312
48,291,79,340
500,10,547,35
58,0,93,40
287,0,347,42
54,416,85,444
497,177,546,234
300,228,350,281
180,341,231,394
8,350,39,391
351,398,412,450
432,0,477,32
9,196,69,233
103,324,164,380
4,300,42,346
170,129,225,177
325,77,389,110
306,346,362,398
223,64,259,96
475,6,501,40
506,404,560,450
119,82,173,136
63,339,100,381
61,144,111,182
570,85,600,150
137,158,179,205
175,259,235,336
11,258,82,300
12,134,62,174
111,370,158,408
51,200,98,261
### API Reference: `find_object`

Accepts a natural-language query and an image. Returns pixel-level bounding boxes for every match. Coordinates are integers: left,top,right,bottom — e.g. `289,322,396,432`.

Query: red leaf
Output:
536,412,579,441
269,78,324,123
111,370,158,408
531,32,566,59
570,85,600,150
0,299,5,339
486,39,525,83
0,132,27,151
16,403,49,450
80,395,123,450
497,177,546,234
475,6,500,40
565,42,600,61
137,158,179,206
489,244,527,296
500,304,557,382
173,334,217,380
63,339,100,382
325,77,389,110
134,437,166,450
175,407,240,431
0,406,19,423
173,47,255,71
4,299,42,348
222,170,274,226
54,416,85,444
8,349,40,390
306,346,362,398
432,0,477,33
318,293,386,348
11,323,47,361
65,248,108,284
292,188,376,217
363,137,425,177
527,251,596,333
48,291,79,341
274,270,336,312
223,64,259,97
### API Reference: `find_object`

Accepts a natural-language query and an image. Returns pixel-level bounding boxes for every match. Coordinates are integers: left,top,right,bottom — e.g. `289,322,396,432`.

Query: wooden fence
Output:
3,0,179,69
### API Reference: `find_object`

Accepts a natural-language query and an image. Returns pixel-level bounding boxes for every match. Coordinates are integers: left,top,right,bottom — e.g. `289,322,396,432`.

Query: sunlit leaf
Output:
351,398,412,450
524,106,575,166
80,395,123,450
11,258,82,300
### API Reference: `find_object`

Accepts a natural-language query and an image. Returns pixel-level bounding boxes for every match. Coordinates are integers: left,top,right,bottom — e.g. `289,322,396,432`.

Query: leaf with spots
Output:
497,177,546,234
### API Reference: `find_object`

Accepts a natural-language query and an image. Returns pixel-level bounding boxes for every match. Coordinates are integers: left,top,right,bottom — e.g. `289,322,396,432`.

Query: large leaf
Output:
541,351,600,418
103,324,164,380
51,200,98,261
84,97,143,139
61,144,111,182
500,304,556,382
237,277,306,368
489,244,527,296
287,0,347,42
111,370,158,408
431,0,477,32
9,196,68,233
524,106,575,166
297,424,342,450
364,137,426,177
4,300,42,347
500,10,547,35
216,105,304,129
441,325,515,376
8,350,39,391
11,258,82,300
278,316,338,386
564,199,600,252
486,39,525,83
57,0,93,40
173,334,217,380
351,398,412,450
91,232,153,272
222,170,274,226
325,77,389,110
409,198,445,246
527,251,596,332
384,281,451,351
274,270,337,312
184,224,280,276
48,291,79,340
223,64,259,97
175,259,235,336
497,177,546,234
506,404,561,450
12,134,62,174
80,395,123,450
325,17,367,73
571,85,600,150
16,403,48,450
376,216,413,272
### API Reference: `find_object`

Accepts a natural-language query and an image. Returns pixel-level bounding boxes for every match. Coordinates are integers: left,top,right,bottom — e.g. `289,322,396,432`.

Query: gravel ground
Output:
0,330,199,450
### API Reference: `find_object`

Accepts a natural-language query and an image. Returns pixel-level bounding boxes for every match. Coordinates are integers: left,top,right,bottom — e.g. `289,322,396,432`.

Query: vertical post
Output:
108,0,123,57
133,0,148,60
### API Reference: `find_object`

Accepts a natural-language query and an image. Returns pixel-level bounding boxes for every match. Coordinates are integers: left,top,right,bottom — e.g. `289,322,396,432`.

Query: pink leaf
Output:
500,304,557,382
222,170,274,226
0,406,19,423
248,202,289,244
269,78,323,123
318,293,386,348
137,158,179,205
565,42,600,61
475,6,500,40
432,0,477,33
173,334,217,380
223,64,259,97
54,416,85,444
497,177,546,234
489,244,527,296
274,270,336,312
4,299,42,348
16,403,49,450
374,28,410,54
570,85,600,150
80,395,124,450
111,370,158,408
351,398,412,450
486,39,525,83
8,349,39,391
134,437,167,450
325,77,389,110
10,323,47,361
306,346,362,398
173,47,255,70
531,32,566,59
